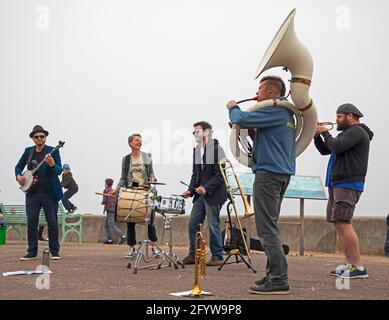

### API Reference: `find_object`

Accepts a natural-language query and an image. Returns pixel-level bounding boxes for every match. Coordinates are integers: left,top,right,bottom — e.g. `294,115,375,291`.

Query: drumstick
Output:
180,181,189,187
180,181,199,195
95,192,115,197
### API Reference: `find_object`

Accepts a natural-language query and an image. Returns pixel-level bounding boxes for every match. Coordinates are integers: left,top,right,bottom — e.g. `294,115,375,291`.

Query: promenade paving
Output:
1,241,388,300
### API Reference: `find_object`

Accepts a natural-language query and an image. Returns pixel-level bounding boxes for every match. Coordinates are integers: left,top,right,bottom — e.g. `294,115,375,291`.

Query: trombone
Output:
219,158,253,262
318,122,337,130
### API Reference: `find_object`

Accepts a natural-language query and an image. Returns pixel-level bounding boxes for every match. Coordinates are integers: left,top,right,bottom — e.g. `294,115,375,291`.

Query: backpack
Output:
222,226,250,256
221,226,289,256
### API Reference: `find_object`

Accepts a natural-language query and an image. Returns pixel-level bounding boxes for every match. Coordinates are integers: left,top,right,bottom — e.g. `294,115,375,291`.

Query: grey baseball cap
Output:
336,103,364,117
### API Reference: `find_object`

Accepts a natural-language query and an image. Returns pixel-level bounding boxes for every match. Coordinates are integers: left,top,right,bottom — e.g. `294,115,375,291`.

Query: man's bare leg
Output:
334,222,361,266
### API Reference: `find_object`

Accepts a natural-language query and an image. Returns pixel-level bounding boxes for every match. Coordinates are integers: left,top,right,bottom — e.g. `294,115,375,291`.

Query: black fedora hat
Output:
29,125,49,138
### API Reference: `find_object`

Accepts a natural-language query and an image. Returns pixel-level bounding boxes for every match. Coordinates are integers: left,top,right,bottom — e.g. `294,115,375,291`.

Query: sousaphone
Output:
230,9,318,167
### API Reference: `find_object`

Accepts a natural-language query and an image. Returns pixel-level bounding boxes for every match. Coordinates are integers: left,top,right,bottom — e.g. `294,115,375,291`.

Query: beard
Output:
337,121,351,131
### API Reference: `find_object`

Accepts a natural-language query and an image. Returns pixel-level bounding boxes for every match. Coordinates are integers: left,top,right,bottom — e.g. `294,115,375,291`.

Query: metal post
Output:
245,195,252,256
299,198,305,256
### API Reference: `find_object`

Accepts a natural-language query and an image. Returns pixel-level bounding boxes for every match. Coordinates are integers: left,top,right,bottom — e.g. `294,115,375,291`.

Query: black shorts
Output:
326,188,362,223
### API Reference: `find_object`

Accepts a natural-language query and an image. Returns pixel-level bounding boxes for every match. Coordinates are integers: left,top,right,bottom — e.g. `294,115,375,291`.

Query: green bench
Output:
0,203,83,244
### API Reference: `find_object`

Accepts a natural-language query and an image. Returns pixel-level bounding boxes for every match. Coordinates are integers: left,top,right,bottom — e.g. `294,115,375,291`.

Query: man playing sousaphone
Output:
107,133,159,258
227,76,295,295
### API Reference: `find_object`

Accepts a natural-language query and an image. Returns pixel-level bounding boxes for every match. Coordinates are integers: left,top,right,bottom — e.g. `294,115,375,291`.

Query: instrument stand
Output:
218,201,257,273
157,213,185,269
126,209,181,274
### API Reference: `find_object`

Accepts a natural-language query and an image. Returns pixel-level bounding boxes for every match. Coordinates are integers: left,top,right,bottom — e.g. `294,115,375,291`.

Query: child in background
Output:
61,164,79,214
102,178,127,244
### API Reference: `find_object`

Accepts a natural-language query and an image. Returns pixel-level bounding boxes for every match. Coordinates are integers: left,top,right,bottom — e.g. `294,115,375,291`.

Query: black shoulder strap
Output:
123,154,131,188
26,147,35,169
144,153,151,177
214,142,218,164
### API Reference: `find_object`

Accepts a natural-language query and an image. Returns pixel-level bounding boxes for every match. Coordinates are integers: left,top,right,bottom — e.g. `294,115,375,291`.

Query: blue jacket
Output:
15,145,63,202
229,105,296,175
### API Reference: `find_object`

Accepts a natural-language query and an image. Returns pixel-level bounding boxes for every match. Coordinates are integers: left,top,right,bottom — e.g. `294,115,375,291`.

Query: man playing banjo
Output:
15,125,63,261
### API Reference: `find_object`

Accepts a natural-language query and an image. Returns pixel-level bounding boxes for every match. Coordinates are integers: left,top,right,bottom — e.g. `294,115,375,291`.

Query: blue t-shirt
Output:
325,153,364,192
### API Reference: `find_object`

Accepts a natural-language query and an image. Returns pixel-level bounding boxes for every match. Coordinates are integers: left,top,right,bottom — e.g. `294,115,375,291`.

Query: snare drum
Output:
117,187,152,224
155,196,185,215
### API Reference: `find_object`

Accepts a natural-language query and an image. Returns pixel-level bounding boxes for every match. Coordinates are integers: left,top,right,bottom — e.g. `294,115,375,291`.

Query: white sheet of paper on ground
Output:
169,290,213,297
2,270,53,277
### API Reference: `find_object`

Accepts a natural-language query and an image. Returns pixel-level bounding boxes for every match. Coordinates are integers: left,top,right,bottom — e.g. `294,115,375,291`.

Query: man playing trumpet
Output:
314,103,373,279
227,76,295,295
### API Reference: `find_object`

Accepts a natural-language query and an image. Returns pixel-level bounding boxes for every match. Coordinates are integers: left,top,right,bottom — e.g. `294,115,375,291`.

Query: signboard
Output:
227,173,327,200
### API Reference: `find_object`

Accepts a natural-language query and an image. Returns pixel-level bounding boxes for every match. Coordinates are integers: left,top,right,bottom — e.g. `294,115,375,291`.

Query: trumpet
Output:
219,158,253,262
191,223,207,296
318,122,337,130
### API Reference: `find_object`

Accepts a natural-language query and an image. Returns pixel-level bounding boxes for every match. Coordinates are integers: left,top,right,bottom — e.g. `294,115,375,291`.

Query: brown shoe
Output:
182,255,195,265
206,257,224,266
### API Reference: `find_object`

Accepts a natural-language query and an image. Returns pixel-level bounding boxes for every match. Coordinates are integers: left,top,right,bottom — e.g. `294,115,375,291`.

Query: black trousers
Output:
126,211,157,246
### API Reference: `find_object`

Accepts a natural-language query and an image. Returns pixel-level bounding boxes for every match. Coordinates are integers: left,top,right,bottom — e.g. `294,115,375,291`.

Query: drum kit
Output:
115,181,186,273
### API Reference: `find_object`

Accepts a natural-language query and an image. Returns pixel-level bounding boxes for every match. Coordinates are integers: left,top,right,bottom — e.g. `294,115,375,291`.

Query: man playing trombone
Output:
227,76,294,295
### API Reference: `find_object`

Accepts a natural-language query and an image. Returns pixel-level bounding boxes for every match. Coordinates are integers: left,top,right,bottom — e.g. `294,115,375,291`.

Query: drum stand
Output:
126,210,181,274
157,213,185,269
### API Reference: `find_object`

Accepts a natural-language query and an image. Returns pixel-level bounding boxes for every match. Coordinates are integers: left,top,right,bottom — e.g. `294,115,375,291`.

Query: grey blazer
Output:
116,152,156,190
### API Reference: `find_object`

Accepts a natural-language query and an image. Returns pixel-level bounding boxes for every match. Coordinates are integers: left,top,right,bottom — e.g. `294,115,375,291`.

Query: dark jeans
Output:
26,192,60,255
62,189,77,211
188,195,223,260
127,211,157,246
253,173,290,285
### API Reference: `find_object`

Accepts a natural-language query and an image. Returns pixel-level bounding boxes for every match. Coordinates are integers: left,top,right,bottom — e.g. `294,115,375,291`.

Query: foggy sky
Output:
1,0,388,217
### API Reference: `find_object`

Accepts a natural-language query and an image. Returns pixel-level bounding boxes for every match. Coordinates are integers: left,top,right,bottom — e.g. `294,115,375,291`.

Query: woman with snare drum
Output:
107,133,159,258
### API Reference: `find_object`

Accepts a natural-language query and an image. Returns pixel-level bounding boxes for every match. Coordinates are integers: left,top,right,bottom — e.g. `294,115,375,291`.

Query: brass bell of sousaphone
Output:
230,8,318,167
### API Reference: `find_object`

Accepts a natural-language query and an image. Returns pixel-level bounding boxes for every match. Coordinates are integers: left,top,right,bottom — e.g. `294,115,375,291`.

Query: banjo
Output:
20,141,65,193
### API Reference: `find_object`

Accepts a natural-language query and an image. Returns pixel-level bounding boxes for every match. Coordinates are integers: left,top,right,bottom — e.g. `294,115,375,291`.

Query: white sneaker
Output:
125,248,137,259
329,263,350,276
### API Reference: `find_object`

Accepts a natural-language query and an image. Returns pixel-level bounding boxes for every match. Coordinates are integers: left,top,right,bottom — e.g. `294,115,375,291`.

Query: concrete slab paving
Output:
1,241,388,300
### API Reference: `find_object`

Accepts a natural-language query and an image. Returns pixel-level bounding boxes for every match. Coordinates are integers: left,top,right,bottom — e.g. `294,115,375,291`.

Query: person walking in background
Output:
61,164,78,214
102,178,127,245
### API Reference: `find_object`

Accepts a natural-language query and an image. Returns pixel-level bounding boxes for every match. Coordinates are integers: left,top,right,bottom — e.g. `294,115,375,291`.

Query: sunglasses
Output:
33,135,46,139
